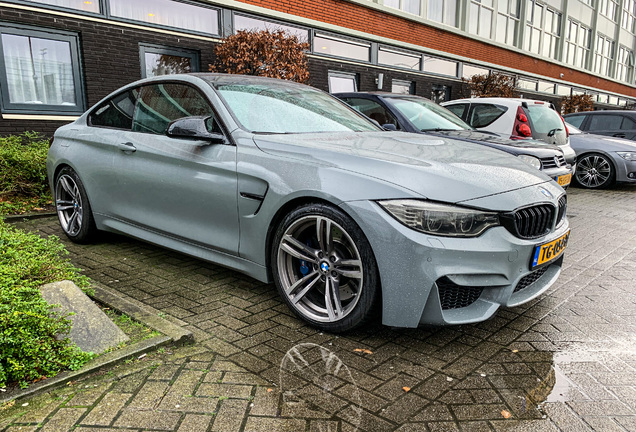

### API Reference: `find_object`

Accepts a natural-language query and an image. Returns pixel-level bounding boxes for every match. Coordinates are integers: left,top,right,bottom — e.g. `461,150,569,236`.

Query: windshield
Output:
385,97,471,131
212,82,379,134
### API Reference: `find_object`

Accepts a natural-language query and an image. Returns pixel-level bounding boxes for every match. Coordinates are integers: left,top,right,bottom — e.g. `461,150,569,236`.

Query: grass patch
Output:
101,308,161,350
0,218,93,389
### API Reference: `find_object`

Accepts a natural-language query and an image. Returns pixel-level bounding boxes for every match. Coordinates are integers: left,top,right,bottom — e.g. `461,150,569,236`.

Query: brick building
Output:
0,0,635,136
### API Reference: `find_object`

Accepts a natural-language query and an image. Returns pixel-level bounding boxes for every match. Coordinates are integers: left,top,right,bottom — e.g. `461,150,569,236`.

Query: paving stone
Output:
176,413,213,432
113,409,181,430
196,383,253,399
81,392,132,426
40,407,86,432
210,399,249,432
243,416,306,432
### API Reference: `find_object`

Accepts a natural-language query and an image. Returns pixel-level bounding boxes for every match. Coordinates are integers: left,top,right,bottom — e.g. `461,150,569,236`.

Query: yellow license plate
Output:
556,173,572,187
531,230,570,269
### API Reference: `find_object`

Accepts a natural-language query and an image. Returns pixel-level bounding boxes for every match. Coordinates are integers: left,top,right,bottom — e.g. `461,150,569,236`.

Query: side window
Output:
133,83,214,134
445,103,468,120
469,104,508,128
342,97,399,128
564,114,585,128
589,114,623,130
620,116,635,129
89,88,140,130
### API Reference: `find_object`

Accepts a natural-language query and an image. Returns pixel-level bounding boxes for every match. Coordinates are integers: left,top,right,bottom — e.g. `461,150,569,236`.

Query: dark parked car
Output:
335,92,573,188
564,110,636,141
47,74,570,332
565,122,636,188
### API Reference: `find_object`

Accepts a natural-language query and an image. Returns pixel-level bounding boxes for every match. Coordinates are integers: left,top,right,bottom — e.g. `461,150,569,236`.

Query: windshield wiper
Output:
420,128,460,132
547,128,562,137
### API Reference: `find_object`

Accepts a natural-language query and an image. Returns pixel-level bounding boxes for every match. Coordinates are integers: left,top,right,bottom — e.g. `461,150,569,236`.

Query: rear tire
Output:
54,167,97,243
271,203,380,333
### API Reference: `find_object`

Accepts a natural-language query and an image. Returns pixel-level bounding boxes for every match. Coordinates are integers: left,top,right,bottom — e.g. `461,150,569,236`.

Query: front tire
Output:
574,153,615,189
55,167,97,243
271,203,379,332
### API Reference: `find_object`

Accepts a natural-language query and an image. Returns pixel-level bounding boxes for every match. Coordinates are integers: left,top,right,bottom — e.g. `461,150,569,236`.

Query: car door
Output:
111,81,239,254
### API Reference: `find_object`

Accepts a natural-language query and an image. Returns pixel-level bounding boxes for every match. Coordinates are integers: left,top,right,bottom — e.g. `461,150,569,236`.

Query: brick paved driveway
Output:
2,185,635,431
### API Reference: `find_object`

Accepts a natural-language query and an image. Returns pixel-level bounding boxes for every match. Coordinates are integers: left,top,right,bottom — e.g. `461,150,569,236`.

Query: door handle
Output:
118,142,136,152
612,133,626,138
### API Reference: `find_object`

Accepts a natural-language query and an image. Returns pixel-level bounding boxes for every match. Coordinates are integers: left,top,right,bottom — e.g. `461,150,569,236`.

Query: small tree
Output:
462,72,520,98
210,30,310,83
560,94,594,114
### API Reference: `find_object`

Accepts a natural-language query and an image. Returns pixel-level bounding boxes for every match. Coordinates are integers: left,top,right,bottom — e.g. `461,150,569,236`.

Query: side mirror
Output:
382,123,397,131
166,116,226,144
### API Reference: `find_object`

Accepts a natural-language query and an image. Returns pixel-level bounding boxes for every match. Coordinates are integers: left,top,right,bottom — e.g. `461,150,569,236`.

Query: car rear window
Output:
526,105,564,134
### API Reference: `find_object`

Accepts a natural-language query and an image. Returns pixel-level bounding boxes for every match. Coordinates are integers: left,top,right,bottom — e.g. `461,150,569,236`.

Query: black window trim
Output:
139,43,200,79
0,23,85,115
88,80,231,143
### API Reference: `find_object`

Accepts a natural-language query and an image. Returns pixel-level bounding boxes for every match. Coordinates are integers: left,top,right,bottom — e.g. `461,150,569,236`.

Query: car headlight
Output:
617,151,636,161
517,154,542,170
378,200,500,237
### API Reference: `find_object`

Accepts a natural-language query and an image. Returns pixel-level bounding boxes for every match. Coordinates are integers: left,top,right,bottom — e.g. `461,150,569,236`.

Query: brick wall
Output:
237,0,636,98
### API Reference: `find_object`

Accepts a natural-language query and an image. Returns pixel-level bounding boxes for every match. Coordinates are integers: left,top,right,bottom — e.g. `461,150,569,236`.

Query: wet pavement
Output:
1,185,635,431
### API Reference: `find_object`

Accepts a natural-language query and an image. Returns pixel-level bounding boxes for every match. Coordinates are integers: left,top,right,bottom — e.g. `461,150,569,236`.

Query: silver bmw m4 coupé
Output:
47,74,570,332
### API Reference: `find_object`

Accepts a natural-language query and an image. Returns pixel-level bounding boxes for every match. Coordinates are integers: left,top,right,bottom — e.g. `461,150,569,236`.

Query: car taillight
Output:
511,106,532,139
559,115,569,137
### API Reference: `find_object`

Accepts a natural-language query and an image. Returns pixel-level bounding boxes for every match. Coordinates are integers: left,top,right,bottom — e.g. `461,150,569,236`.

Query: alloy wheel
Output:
276,215,364,323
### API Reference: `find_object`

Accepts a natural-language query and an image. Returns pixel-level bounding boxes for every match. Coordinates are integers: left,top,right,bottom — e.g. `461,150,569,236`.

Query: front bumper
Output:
341,200,569,328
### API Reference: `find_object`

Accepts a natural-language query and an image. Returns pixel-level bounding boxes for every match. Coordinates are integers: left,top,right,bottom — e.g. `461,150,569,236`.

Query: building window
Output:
427,0,457,26
384,0,421,16
431,85,450,103
328,71,358,93
25,0,100,13
468,0,494,38
462,64,489,79
599,0,618,21
537,80,555,93
139,44,199,78
378,48,420,70
556,85,571,96
423,56,458,76
564,20,591,69
517,78,537,91
622,0,636,33
594,34,614,77
108,0,220,35
314,34,370,62
391,80,415,94
616,46,634,82
495,0,519,46
0,25,84,114
525,1,561,59
233,14,308,42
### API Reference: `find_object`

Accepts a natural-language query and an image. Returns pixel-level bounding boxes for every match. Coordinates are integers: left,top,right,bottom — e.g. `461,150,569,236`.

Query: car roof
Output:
444,97,551,105
564,110,636,115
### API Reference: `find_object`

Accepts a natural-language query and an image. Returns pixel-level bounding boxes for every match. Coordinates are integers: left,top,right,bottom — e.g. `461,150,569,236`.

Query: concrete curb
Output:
90,284,193,346
0,335,171,404
2,212,57,222
0,284,193,404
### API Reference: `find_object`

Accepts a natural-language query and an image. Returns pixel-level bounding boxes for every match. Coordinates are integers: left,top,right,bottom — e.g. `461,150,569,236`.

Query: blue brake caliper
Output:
299,240,312,276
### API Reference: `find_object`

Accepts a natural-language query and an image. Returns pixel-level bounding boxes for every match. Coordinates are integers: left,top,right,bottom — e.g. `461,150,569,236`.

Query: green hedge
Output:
0,132,50,198
0,219,93,388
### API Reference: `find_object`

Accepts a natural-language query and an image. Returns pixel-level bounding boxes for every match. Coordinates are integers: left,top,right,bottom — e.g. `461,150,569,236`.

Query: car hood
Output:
570,132,636,151
252,131,552,203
